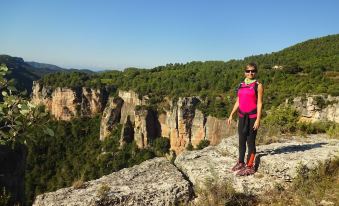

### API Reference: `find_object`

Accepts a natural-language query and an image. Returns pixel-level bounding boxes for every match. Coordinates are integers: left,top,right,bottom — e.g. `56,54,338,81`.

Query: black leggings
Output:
238,117,257,164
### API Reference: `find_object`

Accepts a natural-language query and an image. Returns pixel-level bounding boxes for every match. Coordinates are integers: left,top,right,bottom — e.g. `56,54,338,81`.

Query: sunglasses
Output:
245,69,257,74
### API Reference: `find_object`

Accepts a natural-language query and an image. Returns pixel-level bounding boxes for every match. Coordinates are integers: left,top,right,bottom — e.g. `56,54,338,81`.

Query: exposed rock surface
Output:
31,81,108,120
102,93,237,154
286,94,339,123
175,134,339,195
32,82,237,154
33,157,193,206
100,96,124,141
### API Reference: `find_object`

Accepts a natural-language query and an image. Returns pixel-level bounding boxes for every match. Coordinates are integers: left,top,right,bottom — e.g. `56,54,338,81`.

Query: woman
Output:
227,62,264,176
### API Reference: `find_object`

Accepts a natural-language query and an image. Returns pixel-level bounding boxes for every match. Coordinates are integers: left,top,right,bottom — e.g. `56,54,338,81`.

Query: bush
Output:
195,178,257,206
326,123,339,139
151,137,170,156
186,142,194,151
196,139,210,150
297,121,336,134
262,105,300,135
259,158,339,205
97,183,110,198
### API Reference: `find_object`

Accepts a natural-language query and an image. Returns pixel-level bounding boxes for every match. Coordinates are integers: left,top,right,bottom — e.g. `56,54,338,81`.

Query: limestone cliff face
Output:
31,82,236,154
99,96,124,141
101,91,237,154
31,81,108,120
285,94,339,123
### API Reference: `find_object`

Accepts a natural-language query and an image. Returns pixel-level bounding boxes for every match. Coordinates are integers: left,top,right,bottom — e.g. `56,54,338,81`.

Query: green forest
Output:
23,115,169,205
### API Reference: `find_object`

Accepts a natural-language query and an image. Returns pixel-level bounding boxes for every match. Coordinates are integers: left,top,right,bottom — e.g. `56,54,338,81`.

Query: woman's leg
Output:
238,117,247,163
246,118,258,167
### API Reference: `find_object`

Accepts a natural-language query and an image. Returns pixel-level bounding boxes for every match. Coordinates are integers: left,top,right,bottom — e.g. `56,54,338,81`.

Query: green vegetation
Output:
260,158,339,205
150,137,171,156
40,71,101,89
261,105,300,134
0,55,94,94
186,142,194,151
257,105,339,144
297,121,338,136
192,170,257,206
23,115,171,205
0,64,52,145
0,64,54,206
326,123,339,138
196,139,210,150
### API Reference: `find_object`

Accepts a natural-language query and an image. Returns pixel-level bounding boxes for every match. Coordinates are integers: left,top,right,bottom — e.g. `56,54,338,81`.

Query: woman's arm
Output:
227,96,239,126
256,83,264,122
229,96,239,119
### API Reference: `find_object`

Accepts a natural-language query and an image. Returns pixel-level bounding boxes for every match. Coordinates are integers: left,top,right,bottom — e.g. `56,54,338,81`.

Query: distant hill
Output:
0,55,95,94
243,34,339,72
26,61,65,72
27,61,95,75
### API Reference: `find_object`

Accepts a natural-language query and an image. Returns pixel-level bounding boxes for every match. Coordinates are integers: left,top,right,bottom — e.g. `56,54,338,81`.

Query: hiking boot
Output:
231,161,246,171
236,165,256,176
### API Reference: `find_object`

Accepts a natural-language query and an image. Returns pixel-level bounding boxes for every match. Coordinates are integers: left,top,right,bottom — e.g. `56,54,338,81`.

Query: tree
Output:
0,64,53,145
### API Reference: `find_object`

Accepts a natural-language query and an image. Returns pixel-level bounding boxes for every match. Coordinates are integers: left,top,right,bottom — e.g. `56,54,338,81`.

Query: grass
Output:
256,120,339,145
72,179,86,189
188,165,257,206
191,179,257,206
258,158,339,206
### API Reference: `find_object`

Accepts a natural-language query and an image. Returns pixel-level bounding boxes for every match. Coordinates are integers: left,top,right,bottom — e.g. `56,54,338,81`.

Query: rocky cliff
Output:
32,83,339,154
32,134,339,206
31,81,108,120
286,94,339,123
32,83,236,154
101,92,237,154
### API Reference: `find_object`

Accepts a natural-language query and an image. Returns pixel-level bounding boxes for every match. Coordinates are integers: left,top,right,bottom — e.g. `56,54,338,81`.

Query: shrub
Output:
297,121,336,134
195,178,257,206
151,137,170,156
97,183,110,198
186,142,194,151
196,139,210,150
326,123,339,139
72,179,85,189
262,105,300,134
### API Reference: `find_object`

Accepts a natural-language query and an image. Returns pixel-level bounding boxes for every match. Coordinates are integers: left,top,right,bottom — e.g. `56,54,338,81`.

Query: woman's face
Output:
244,66,257,79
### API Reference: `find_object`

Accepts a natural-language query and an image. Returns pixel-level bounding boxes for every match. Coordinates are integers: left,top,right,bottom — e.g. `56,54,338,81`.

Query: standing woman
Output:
227,62,264,176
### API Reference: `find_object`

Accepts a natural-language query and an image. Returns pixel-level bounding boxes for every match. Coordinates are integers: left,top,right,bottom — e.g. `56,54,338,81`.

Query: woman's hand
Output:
253,119,260,130
227,115,233,126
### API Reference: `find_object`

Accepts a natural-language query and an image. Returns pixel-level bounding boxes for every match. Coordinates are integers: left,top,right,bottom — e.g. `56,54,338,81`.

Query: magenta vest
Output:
237,81,258,119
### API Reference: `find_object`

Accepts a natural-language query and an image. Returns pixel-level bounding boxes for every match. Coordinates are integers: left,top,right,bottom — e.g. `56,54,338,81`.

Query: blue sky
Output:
1,0,338,70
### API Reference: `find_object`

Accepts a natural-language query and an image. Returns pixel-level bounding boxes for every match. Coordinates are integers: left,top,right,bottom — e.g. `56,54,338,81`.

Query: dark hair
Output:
246,62,258,71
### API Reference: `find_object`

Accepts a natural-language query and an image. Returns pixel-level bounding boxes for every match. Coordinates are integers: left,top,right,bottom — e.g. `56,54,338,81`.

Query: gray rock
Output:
33,157,193,206
175,134,339,195
286,94,339,123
